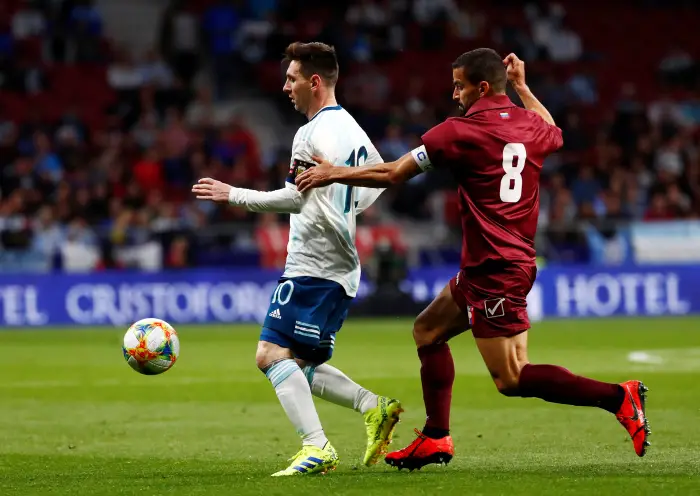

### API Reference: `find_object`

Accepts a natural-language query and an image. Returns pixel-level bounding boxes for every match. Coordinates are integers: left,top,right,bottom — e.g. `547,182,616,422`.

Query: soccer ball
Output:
122,318,180,375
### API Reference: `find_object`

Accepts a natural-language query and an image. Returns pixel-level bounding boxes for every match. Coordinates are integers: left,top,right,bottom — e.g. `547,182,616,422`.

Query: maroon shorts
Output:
449,262,537,339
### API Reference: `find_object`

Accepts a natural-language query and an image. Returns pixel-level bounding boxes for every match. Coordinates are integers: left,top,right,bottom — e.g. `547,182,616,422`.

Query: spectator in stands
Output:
31,205,64,262
162,107,190,159
33,131,62,183
644,191,674,221
238,11,274,65
378,124,411,161
202,0,243,98
108,48,143,91
567,71,598,105
531,73,567,119
571,166,601,207
68,0,103,62
654,136,686,178
547,17,581,62
544,173,577,223
412,0,454,25
647,93,689,129
159,0,201,85
412,0,449,49
212,116,261,184
528,3,582,62
61,217,100,272
138,49,174,89
658,46,696,88
0,190,31,249
245,0,277,20
345,0,397,60
666,182,692,217
0,14,14,62
623,173,648,219
560,111,589,153
12,0,45,41
685,159,700,207
448,0,485,40
0,110,15,146
131,111,160,150
166,235,192,268
679,94,700,126
342,63,390,132
132,148,165,194
186,85,219,127
88,182,110,224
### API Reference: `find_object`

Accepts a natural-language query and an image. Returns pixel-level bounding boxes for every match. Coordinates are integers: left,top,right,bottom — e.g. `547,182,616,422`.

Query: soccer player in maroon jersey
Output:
296,49,650,469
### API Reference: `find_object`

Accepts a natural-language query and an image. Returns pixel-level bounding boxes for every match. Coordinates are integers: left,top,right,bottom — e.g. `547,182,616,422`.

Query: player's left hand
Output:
191,177,232,203
295,156,334,192
503,53,526,89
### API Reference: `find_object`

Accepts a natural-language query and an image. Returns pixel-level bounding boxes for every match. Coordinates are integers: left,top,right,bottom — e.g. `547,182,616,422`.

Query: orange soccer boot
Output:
616,380,651,457
385,429,454,471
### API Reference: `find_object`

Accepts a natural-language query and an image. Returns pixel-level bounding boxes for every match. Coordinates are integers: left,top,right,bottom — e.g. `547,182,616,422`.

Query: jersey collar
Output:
464,94,514,117
309,105,343,122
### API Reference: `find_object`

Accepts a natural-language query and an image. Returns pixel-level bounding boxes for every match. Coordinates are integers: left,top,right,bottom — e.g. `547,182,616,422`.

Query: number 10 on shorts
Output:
271,281,294,305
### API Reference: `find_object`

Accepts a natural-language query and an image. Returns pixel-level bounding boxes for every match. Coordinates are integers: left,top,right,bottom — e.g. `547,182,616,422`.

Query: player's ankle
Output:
607,384,626,414
357,390,378,414
422,426,449,439
303,431,329,449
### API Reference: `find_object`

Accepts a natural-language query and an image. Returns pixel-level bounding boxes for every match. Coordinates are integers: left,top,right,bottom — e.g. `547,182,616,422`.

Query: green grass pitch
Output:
1,317,699,495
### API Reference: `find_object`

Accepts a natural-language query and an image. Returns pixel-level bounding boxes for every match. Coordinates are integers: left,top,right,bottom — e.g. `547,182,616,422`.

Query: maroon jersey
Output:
421,94,563,269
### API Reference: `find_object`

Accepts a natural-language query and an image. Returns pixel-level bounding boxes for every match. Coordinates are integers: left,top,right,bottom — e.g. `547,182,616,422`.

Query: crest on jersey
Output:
286,159,316,184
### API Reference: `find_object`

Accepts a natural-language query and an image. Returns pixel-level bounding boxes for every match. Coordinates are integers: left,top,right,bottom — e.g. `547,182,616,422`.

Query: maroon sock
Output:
518,364,624,414
418,343,455,438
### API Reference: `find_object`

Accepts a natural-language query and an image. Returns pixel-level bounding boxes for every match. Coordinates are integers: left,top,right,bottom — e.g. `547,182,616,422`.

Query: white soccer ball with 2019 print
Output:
122,318,180,375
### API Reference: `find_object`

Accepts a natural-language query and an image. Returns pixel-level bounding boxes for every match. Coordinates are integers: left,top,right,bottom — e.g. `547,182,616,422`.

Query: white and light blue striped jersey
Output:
282,105,384,297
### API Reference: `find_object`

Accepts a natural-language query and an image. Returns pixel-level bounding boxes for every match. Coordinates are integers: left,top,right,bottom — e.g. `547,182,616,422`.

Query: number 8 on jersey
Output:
500,143,526,203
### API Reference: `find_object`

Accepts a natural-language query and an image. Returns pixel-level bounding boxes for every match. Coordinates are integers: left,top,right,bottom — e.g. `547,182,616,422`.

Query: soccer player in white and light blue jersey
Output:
192,42,402,476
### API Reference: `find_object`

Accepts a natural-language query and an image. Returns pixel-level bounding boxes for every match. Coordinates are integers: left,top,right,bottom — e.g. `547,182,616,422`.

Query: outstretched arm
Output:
296,150,426,192
504,53,556,127
192,178,305,214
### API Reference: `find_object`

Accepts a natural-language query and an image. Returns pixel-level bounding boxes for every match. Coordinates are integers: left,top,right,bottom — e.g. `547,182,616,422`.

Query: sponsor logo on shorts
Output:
484,298,506,318
268,308,282,319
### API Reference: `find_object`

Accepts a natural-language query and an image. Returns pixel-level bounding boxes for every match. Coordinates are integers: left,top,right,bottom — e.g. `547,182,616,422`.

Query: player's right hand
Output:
191,177,232,203
295,156,334,192
503,53,526,89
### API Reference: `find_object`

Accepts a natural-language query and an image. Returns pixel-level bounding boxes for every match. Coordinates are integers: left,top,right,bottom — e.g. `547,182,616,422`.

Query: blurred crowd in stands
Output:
1,0,700,272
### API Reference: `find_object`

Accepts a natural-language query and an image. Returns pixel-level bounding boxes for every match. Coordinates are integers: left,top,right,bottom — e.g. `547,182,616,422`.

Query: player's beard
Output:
452,102,467,117
456,95,478,116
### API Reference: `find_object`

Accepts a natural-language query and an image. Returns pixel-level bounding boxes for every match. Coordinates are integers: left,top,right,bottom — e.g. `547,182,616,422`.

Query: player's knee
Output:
490,369,523,396
255,348,270,371
412,319,436,347
255,341,288,371
495,379,521,397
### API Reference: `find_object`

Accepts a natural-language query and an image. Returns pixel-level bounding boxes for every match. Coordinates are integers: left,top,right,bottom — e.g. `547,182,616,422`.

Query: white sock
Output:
266,359,328,449
304,363,379,414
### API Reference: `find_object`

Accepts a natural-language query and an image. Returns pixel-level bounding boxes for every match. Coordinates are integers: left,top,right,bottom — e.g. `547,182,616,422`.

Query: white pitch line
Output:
627,351,664,365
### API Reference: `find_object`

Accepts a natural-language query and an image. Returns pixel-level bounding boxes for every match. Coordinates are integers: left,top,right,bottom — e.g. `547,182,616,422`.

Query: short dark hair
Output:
452,48,507,93
284,42,339,86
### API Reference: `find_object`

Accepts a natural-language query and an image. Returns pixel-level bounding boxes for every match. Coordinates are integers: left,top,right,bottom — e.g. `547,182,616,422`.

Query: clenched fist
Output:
503,53,527,90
